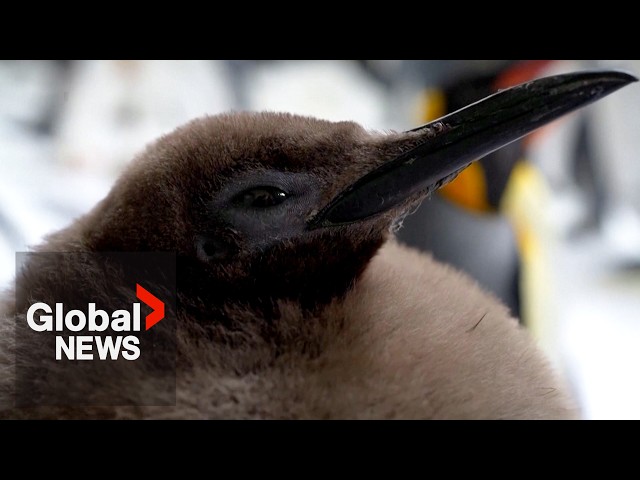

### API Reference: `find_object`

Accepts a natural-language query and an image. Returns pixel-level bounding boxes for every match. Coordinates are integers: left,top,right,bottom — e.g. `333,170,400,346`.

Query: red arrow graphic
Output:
136,284,165,330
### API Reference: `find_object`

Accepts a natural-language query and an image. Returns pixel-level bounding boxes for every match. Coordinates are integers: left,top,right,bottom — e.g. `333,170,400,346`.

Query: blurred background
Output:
1,60,638,419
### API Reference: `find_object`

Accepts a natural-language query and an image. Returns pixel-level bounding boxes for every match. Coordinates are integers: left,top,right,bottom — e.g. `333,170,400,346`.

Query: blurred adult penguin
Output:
398,60,561,324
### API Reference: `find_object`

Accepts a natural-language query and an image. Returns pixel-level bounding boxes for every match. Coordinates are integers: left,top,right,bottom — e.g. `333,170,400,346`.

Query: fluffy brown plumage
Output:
0,112,577,419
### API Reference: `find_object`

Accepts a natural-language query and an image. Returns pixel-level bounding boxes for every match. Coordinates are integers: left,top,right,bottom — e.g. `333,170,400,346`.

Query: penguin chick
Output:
0,71,636,419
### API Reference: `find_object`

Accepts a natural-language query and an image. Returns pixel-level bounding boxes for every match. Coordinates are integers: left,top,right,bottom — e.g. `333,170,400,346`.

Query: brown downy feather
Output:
0,240,576,419
0,112,578,419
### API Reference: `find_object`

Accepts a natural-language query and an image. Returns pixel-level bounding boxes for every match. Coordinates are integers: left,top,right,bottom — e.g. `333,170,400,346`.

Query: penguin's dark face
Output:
189,115,391,261
81,71,635,309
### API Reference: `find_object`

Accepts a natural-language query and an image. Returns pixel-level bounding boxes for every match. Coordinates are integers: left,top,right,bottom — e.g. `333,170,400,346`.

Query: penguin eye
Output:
233,187,288,209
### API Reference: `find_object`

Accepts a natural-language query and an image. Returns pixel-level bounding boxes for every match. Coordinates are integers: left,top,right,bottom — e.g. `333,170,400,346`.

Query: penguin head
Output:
84,112,407,307
77,71,635,309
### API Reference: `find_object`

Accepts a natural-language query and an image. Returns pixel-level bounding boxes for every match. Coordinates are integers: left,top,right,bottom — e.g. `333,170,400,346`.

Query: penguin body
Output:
0,241,575,419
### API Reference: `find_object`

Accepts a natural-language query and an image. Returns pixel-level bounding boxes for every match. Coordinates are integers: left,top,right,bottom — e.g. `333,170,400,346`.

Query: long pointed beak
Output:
308,70,637,229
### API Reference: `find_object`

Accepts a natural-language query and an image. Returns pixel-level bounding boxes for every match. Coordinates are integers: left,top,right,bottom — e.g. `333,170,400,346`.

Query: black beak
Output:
309,70,637,229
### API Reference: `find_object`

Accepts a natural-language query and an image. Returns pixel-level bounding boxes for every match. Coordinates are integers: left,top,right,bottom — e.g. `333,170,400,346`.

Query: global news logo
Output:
15,251,176,407
25,284,164,361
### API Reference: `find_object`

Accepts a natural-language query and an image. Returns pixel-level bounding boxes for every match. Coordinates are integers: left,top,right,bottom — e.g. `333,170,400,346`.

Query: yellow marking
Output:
419,88,447,123
419,88,491,213
439,162,492,212
501,160,559,364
